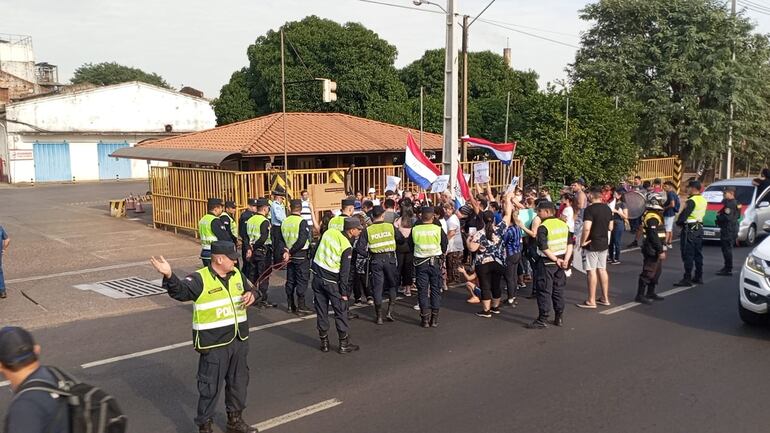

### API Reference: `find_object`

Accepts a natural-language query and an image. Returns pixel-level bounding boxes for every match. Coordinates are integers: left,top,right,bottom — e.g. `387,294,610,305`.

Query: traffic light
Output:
322,79,337,103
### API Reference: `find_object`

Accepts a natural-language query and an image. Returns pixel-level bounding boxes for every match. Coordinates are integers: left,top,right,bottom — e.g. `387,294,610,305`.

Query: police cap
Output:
207,198,224,209
224,200,236,209
341,198,356,208
256,198,270,207
247,198,259,206
210,241,239,260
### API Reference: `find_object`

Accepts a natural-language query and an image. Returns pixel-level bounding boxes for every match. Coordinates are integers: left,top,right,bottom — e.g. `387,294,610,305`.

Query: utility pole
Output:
565,91,570,139
281,28,288,182
420,86,424,151
724,0,736,179
460,14,469,161
442,0,459,192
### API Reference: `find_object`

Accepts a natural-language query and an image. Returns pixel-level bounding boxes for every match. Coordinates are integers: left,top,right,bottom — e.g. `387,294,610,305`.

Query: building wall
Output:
5,81,216,134
6,133,168,183
0,70,38,102
0,38,36,83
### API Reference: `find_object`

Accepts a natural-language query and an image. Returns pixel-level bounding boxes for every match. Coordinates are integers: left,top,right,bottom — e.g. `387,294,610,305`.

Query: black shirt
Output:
583,202,612,251
642,226,664,258
716,199,739,234
5,367,70,433
220,213,238,244
238,209,255,247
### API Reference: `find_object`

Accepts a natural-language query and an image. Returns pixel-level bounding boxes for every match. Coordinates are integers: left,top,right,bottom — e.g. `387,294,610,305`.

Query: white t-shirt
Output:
446,214,464,253
440,218,448,234
562,206,575,233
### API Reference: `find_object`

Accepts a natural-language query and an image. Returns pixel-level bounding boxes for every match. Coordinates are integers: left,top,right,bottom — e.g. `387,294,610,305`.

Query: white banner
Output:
385,176,401,193
431,175,450,193
473,162,490,184
506,176,520,194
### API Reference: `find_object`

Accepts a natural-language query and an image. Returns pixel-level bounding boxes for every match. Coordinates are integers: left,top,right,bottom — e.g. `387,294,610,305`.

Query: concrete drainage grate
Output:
74,277,165,299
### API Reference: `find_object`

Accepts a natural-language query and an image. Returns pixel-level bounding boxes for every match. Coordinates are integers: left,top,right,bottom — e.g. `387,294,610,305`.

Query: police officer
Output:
270,190,287,264
527,201,573,329
716,187,739,276
199,198,231,267
246,198,277,308
280,199,313,316
412,207,447,328
239,199,259,281
221,200,240,246
151,241,258,433
675,180,707,286
327,198,356,232
355,205,398,324
311,217,362,354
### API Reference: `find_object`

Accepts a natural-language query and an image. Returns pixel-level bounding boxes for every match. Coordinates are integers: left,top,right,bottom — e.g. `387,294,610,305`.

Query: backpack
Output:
15,366,127,433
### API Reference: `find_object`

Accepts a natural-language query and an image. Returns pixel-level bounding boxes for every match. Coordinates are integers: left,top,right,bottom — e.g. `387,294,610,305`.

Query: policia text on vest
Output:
150,241,259,433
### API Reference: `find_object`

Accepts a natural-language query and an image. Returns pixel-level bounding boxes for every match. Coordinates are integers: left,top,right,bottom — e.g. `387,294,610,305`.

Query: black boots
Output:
338,335,360,354
296,296,312,315
420,312,431,328
646,284,664,301
287,298,297,314
553,312,563,327
319,334,330,353
716,268,733,276
199,419,213,433
226,411,258,433
430,310,439,328
526,317,548,329
674,276,693,287
635,280,652,305
385,299,395,322
374,304,384,325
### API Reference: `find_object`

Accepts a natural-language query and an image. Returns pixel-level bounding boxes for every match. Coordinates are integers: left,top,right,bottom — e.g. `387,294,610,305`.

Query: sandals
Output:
597,299,611,306
576,301,597,309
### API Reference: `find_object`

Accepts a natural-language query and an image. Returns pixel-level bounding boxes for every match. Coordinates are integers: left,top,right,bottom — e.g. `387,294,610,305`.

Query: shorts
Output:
664,216,674,232
584,249,608,271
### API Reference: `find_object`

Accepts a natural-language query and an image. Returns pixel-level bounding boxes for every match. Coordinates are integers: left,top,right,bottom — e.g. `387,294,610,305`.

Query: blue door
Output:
33,141,72,182
98,142,132,180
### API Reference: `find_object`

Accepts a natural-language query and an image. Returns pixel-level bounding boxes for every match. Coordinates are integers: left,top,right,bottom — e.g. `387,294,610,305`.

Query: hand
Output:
150,256,172,278
282,250,290,262
341,295,349,301
561,259,570,270
659,252,667,260
242,291,256,308
581,239,591,247
246,249,252,260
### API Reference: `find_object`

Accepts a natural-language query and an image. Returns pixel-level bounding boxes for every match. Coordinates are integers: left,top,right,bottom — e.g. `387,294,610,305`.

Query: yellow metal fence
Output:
150,160,523,233
632,156,682,189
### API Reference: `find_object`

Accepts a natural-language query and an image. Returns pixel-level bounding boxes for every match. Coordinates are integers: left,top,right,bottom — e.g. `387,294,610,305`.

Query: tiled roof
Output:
136,112,443,155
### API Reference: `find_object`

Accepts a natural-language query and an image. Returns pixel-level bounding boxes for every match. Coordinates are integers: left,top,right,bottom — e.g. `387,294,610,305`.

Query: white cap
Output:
368,188,376,194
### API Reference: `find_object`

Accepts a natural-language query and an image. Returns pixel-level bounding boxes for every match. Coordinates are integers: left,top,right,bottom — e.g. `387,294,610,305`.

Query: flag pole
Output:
504,91,512,189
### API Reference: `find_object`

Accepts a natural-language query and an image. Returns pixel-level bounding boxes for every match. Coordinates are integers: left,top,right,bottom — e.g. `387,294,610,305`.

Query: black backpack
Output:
14,366,127,433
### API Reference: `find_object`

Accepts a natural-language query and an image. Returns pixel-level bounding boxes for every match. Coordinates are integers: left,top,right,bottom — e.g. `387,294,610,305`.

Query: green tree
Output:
71,62,171,88
571,0,770,167
211,69,258,125
215,15,409,125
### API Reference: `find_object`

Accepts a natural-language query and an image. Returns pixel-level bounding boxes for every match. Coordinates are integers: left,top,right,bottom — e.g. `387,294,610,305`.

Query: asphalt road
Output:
2,235,768,433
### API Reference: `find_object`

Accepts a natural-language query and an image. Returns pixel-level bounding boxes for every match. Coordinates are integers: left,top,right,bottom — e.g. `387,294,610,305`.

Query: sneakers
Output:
610,260,621,265
666,243,674,249
366,297,374,306
490,306,501,315
0,292,5,299
412,304,420,311
505,297,516,307
476,310,492,318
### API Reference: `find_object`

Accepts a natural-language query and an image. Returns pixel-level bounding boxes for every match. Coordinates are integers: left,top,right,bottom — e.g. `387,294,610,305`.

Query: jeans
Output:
609,221,624,261
0,252,5,294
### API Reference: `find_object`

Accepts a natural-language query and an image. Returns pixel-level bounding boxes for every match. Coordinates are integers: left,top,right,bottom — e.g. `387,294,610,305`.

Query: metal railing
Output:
150,160,523,233
633,156,680,183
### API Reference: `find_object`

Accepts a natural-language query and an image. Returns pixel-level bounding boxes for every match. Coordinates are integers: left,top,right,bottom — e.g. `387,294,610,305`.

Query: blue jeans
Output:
609,222,624,261
0,252,5,294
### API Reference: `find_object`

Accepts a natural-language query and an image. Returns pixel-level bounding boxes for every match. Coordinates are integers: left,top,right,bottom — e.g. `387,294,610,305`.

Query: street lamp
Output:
414,0,459,192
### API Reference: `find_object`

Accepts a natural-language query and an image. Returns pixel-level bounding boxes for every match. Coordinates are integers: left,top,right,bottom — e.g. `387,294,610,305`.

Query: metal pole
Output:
725,0,736,179
420,86,424,151
442,0,459,192
281,28,288,185
504,91,511,182
461,14,469,161
565,92,569,139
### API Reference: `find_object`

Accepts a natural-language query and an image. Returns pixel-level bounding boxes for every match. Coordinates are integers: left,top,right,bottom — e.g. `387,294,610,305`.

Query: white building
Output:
0,81,216,183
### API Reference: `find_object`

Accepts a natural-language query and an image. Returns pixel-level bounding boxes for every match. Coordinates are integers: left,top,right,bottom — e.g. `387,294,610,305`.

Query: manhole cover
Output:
74,277,165,299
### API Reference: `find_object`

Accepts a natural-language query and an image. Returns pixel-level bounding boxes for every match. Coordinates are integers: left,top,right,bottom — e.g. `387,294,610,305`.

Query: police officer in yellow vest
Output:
674,180,707,286
199,198,232,267
280,199,313,316
411,207,448,328
150,241,258,433
355,205,398,324
526,201,573,329
312,217,362,354
221,200,240,246
246,198,277,308
326,198,356,232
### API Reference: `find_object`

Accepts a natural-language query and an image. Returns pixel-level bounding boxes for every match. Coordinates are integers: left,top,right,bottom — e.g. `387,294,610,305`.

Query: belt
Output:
415,256,442,266
370,251,396,258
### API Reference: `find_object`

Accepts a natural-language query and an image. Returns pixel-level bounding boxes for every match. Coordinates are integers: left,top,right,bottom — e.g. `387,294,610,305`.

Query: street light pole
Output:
281,28,288,183
461,14,469,161
442,0,460,192
724,0,736,179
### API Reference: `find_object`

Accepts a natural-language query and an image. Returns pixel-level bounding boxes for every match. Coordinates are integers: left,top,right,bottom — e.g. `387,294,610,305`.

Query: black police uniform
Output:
410,219,448,328
280,213,312,314
250,214,273,305
675,196,705,285
637,221,665,303
529,216,572,328
162,264,257,433
201,213,231,268
716,197,739,275
355,220,399,324
238,202,256,281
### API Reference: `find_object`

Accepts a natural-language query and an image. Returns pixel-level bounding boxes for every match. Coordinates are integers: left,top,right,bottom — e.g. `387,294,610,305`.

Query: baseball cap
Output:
344,217,363,231
0,327,36,367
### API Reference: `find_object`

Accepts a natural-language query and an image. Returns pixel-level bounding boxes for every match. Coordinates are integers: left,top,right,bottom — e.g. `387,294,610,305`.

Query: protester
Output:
367,188,381,206
662,181,680,249
458,265,481,303
467,208,507,318
608,188,628,264
502,195,523,306
395,199,416,297
577,188,613,309
0,224,8,299
444,202,464,285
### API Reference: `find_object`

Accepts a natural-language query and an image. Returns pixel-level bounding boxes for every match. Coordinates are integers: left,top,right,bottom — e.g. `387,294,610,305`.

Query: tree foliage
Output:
71,62,171,88
211,69,257,126
571,0,770,166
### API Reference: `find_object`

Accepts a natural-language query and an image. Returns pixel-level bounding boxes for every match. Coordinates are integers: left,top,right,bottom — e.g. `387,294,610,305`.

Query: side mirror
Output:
764,221,770,234
758,201,770,209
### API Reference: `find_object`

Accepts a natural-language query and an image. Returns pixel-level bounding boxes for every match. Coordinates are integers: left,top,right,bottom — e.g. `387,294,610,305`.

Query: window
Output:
704,185,755,206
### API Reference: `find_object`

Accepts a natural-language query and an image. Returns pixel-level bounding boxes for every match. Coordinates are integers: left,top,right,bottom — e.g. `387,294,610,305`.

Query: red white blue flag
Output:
404,133,441,189
461,136,516,164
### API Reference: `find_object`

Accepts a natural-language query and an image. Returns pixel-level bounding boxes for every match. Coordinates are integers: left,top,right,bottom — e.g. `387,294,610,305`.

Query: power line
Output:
284,34,315,80
358,0,443,15
468,0,497,27
740,0,770,13
478,19,581,49
479,18,580,39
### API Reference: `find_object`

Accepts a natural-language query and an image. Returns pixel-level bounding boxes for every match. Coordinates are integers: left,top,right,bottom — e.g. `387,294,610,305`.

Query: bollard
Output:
134,199,145,213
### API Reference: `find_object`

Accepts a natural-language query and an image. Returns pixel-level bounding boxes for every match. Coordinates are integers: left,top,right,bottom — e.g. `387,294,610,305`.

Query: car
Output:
738,221,770,325
702,178,770,246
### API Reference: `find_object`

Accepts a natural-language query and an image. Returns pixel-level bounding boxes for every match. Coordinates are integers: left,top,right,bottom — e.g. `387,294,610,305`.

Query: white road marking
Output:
601,284,696,315
6,256,197,284
253,398,342,431
0,380,9,388
80,301,379,369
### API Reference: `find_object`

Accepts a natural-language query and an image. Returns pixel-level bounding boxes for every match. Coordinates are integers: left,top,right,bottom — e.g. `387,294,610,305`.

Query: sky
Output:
4,0,770,98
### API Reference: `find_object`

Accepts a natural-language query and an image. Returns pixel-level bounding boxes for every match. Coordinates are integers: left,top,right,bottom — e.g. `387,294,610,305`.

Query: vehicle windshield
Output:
703,185,755,205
